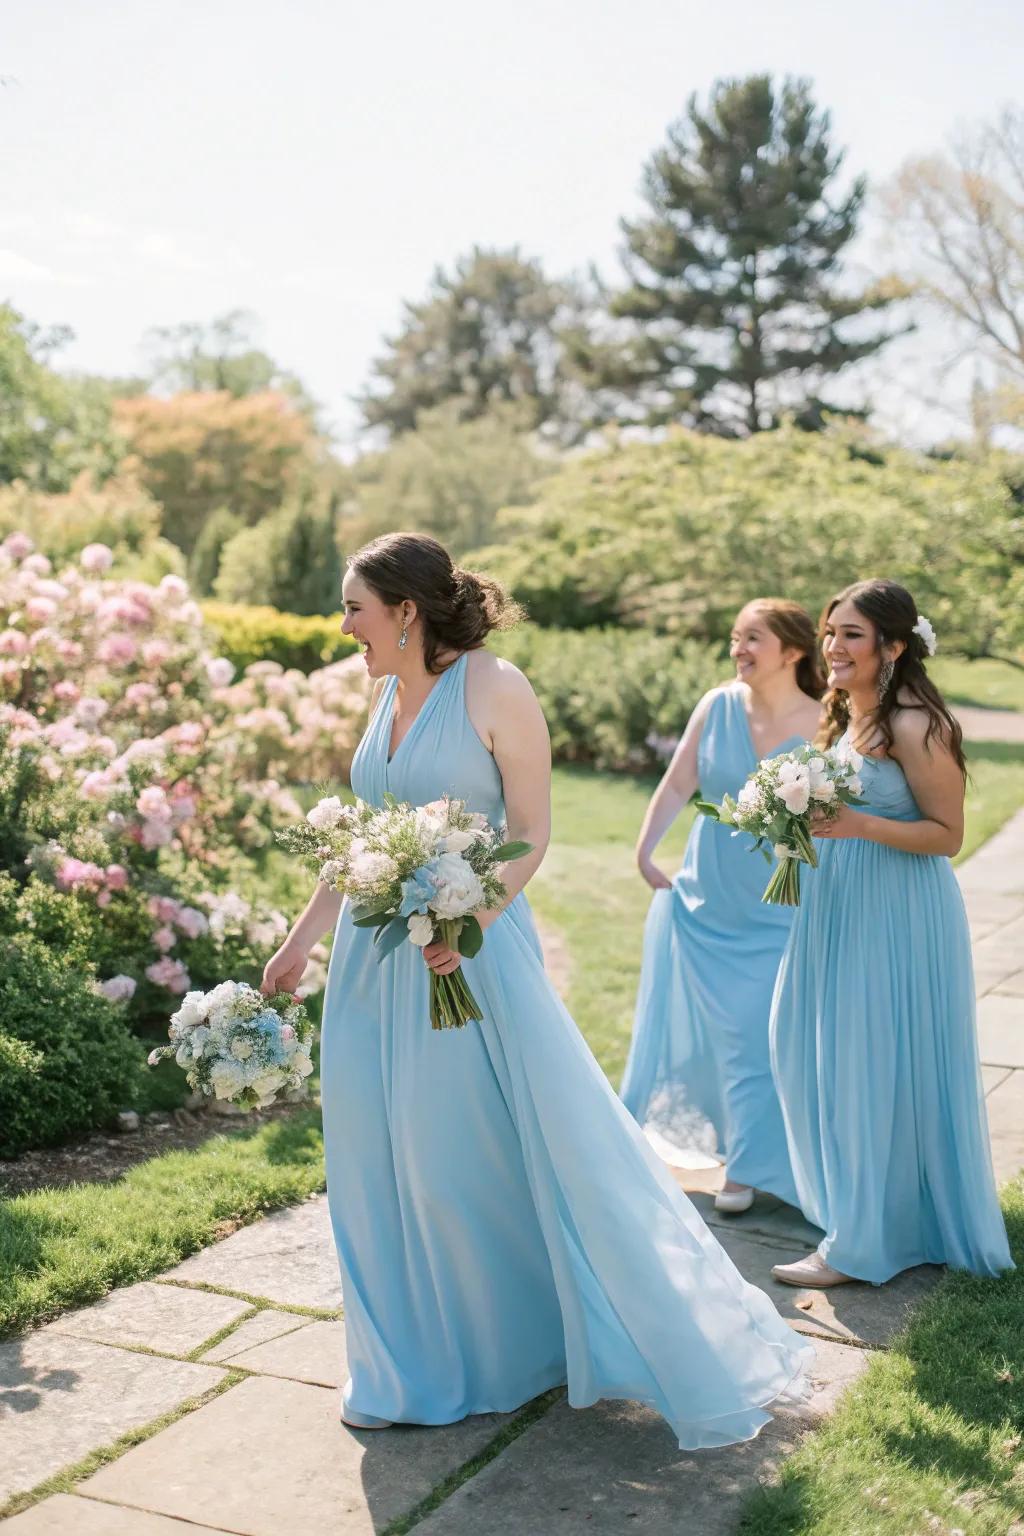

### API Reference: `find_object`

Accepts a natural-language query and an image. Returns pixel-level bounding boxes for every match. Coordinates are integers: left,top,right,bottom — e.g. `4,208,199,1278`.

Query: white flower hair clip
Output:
912,615,937,656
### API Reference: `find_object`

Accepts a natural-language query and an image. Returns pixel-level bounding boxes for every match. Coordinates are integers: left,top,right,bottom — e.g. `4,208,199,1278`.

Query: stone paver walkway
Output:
3,814,1022,1535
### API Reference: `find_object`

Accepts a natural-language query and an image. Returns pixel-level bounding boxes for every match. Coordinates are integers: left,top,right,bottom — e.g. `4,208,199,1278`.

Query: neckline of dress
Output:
386,653,465,766
731,686,806,764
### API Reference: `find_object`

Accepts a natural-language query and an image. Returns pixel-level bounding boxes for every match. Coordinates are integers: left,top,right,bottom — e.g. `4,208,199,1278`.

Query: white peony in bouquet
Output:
277,793,531,1030
148,982,315,1108
697,741,865,905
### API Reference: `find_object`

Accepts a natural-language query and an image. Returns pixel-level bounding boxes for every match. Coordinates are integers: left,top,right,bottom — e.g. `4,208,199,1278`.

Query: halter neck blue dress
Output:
770,741,1012,1283
621,685,802,1201
319,655,811,1447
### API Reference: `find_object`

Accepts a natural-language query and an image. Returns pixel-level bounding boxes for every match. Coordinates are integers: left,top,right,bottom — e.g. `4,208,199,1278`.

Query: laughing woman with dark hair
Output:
262,532,811,1448
768,579,1012,1290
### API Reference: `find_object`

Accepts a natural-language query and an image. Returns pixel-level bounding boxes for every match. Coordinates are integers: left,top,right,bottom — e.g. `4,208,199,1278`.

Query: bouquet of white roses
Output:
697,741,865,905
148,981,315,1107
277,793,531,1030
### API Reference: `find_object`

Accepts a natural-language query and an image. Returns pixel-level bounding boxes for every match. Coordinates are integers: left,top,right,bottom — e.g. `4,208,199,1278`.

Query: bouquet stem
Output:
430,919,484,1030
762,857,802,906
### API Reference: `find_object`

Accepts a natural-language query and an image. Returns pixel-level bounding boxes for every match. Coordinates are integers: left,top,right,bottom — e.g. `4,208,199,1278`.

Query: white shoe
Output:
771,1252,856,1289
341,1383,393,1429
713,1185,755,1214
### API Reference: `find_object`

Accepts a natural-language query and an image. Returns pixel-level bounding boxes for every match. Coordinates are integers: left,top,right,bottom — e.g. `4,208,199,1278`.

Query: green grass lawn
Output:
740,1178,1024,1536
931,655,1024,713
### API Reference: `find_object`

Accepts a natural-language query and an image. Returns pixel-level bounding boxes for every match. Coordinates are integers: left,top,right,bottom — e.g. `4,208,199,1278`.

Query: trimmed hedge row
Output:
201,602,358,673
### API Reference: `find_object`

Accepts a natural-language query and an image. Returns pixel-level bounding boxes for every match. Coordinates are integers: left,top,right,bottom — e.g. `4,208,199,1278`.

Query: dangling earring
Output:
878,657,894,697
398,626,408,652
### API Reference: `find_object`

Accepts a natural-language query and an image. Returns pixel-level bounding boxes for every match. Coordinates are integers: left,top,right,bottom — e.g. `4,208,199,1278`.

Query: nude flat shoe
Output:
714,1185,755,1214
771,1252,857,1288
341,1386,393,1429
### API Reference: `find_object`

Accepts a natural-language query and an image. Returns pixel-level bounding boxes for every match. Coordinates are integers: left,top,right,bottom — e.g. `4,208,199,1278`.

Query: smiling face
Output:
822,597,885,693
729,604,797,688
340,571,410,679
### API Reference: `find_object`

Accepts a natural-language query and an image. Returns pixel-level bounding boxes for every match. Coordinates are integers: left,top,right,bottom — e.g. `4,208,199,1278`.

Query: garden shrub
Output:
201,601,357,672
0,931,139,1156
493,626,723,770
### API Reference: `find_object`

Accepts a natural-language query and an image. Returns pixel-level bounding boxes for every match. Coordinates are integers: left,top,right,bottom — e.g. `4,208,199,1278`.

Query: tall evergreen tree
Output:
359,248,585,438
577,76,896,435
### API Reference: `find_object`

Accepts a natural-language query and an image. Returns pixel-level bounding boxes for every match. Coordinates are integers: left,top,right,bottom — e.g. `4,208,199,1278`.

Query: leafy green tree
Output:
188,507,244,595
214,488,343,615
0,304,125,489
143,309,318,417
344,403,551,558
359,248,587,439
574,76,896,435
475,423,1024,660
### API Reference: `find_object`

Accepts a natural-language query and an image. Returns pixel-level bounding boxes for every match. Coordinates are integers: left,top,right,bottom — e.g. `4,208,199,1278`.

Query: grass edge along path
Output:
739,1177,1024,1536
0,1108,325,1339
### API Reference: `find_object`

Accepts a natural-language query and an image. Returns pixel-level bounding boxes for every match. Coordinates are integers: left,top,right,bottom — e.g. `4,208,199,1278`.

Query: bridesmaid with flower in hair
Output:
769,579,1012,1289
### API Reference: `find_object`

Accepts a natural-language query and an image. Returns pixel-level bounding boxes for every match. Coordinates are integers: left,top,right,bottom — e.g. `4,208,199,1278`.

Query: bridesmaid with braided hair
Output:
768,579,1012,1289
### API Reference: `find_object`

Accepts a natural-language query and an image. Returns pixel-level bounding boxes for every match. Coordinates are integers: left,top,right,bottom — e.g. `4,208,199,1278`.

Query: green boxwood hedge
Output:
201,602,358,673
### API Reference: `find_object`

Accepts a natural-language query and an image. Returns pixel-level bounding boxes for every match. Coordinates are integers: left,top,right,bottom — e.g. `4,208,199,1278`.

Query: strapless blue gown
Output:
621,686,801,1204
320,655,811,1448
770,742,1013,1284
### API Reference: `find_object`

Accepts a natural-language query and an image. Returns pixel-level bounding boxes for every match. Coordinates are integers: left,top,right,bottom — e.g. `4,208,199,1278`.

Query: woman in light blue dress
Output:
769,578,1012,1289
622,600,824,1213
263,534,810,1449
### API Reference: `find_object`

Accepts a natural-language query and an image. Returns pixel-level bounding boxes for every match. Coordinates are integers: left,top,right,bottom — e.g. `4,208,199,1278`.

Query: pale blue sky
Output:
3,0,1023,446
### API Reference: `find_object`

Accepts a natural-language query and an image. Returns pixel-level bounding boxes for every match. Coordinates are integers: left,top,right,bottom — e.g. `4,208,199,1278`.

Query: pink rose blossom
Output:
0,630,29,657
97,633,138,666
0,658,21,686
57,640,83,663
32,579,68,601
205,657,235,687
2,532,34,560
145,956,191,994
56,857,105,891
100,974,137,1002
25,596,58,624
22,554,52,576
158,574,188,601
74,696,109,729
152,925,176,952
81,543,114,573
53,679,80,703
170,793,197,823
149,895,182,924
136,785,171,819
104,863,129,890
141,639,172,667
175,905,209,939
124,682,157,707
141,817,175,850
79,770,112,799
96,889,112,908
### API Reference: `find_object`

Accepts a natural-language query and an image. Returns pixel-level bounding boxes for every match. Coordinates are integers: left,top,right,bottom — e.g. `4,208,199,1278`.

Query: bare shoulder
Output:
890,700,953,758
465,649,537,706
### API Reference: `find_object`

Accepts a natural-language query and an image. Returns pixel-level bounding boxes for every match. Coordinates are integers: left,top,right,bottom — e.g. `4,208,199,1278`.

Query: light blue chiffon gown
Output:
621,685,801,1205
320,655,811,1449
770,742,1013,1284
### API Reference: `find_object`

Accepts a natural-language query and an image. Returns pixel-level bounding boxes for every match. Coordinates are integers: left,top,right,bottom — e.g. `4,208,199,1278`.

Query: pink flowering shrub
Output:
0,530,366,1034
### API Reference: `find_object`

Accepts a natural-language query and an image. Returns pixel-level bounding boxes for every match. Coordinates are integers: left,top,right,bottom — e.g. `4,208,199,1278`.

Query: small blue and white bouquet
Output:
148,981,315,1108
697,741,865,905
277,793,531,1030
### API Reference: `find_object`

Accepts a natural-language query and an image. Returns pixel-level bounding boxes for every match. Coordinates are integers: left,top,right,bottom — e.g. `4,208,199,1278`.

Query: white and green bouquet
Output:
148,981,315,1107
697,741,865,906
277,793,531,1030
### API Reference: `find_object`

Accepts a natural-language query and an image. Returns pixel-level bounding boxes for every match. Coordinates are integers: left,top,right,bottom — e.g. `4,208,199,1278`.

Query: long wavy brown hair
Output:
747,598,826,700
815,578,966,776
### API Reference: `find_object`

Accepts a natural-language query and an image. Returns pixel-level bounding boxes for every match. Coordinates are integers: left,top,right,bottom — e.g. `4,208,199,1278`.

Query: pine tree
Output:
583,76,896,435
